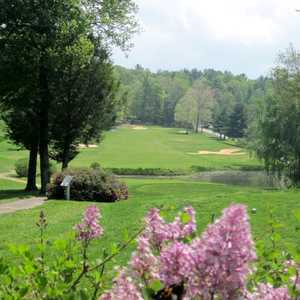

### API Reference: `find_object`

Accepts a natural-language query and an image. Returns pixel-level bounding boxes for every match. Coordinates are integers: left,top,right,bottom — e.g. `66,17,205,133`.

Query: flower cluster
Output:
144,206,197,249
246,284,290,300
186,204,256,299
100,204,298,299
100,270,143,300
75,206,103,242
159,241,193,286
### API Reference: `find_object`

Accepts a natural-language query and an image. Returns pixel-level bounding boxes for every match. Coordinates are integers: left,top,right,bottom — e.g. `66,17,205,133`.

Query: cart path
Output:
0,172,27,184
0,197,46,215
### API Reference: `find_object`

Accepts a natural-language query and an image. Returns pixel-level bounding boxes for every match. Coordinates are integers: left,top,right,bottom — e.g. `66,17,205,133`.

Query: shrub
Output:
106,167,186,176
15,158,57,178
14,158,28,177
48,167,128,202
90,162,101,170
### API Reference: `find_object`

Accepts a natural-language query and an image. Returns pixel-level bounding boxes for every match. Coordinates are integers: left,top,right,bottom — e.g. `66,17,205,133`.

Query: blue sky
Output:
113,0,300,79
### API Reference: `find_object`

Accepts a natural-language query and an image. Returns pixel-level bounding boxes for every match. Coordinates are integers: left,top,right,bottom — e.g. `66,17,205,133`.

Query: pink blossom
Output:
99,270,143,300
186,204,256,299
130,235,159,281
246,284,290,300
145,208,170,248
75,206,103,242
145,207,197,249
159,241,193,286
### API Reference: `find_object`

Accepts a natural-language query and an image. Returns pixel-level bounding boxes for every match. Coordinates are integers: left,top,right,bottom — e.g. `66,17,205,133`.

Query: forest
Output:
115,64,271,139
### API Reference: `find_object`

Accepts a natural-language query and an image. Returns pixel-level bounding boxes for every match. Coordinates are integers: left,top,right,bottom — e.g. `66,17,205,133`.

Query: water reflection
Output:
192,171,286,188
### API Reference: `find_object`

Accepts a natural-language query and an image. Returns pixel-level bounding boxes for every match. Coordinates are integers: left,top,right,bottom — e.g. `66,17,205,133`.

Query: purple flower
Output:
100,270,143,300
130,235,159,281
159,241,193,287
246,284,290,300
186,204,256,299
75,206,103,242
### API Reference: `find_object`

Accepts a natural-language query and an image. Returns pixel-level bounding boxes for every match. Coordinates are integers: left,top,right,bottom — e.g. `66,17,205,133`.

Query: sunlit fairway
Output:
0,125,261,175
71,125,262,172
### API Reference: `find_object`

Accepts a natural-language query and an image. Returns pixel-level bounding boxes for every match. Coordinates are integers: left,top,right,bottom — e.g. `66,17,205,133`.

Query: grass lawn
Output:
0,179,38,203
0,125,261,174
0,178,299,267
69,126,261,171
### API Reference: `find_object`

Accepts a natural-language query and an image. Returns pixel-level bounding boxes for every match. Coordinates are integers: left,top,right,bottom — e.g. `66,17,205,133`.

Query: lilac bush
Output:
1,203,300,299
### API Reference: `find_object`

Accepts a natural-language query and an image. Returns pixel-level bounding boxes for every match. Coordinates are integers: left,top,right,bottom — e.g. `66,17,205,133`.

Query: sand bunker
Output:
79,144,98,149
189,148,246,156
132,126,147,130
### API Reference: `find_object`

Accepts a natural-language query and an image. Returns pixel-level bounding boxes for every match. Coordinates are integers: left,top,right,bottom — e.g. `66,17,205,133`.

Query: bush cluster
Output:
15,158,56,177
106,167,185,176
47,167,128,202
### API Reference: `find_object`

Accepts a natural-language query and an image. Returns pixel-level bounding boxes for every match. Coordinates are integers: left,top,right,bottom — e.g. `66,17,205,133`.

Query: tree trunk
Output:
61,142,70,171
39,63,50,195
25,141,38,192
39,116,49,195
195,110,200,133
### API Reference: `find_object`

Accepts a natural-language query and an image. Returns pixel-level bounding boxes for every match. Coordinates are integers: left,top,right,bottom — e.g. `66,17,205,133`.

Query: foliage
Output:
114,66,271,133
48,168,128,202
0,0,139,193
227,101,247,138
175,79,215,132
90,162,101,170
14,158,29,178
2,203,300,299
248,46,300,185
106,167,186,176
49,45,118,169
14,158,56,178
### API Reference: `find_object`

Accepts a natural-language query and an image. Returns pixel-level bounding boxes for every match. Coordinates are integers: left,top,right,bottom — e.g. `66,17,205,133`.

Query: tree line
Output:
115,65,272,139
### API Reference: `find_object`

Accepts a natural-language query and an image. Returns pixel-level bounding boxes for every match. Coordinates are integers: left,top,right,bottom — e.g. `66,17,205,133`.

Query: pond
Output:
192,171,287,188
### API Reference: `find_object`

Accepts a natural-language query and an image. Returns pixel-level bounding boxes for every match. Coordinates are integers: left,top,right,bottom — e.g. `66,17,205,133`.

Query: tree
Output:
248,45,300,185
226,101,247,139
0,0,90,192
49,46,118,170
0,0,138,193
175,79,215,132
134,75,165,125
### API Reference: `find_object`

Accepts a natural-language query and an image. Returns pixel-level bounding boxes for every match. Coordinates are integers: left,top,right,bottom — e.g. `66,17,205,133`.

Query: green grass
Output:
0,179,38,203
0,125,261,174
0,178,299,267
70,126,262,172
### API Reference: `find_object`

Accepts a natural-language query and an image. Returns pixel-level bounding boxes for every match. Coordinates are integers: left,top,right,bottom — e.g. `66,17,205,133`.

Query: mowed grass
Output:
0,125,261,173
0,179,38,203
70,125,262,171
1,178,299,267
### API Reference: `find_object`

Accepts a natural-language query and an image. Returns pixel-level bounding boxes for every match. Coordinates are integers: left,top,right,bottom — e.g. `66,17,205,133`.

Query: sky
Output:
112,0,300,79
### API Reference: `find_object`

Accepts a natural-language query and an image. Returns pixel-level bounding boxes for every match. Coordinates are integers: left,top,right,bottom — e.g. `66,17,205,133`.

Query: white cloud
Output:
113,0,300,78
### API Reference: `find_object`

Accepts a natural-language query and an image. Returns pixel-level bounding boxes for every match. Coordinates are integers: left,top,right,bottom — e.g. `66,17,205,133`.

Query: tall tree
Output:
248,45,300,185
175,79,215,132
0,0,138,193
227,101,247,139
49,46,118,170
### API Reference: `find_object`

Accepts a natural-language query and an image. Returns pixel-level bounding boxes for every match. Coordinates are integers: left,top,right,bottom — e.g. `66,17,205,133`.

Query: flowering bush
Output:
1,203,300,299
47,167,128,202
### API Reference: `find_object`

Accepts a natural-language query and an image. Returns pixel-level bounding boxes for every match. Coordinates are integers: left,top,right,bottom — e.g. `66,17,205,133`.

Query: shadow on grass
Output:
0,189,39,201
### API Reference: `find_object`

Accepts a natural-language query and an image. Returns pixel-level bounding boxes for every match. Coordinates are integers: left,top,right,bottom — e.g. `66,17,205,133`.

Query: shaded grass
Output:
0,179,38,203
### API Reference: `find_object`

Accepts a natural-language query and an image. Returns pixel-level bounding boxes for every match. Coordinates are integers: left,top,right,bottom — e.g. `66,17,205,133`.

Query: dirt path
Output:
0,197,46,215
0,172,27,184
